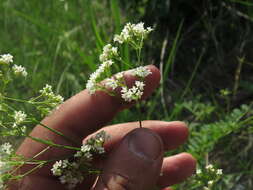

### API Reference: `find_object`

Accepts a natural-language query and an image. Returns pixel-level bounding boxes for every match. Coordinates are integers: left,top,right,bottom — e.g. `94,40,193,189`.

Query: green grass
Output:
1,0,253,189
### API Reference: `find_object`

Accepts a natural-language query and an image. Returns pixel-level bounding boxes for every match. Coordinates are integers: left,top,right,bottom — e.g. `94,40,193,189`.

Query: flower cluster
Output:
86,22,153,102
74,131,108,158
204,164,223,176
86,43,119,94
51,131,110,189
51,159,84,189
132,66,152,78
86,60,113,94
99,44,118,62
10,111,27,135
0,54,13,65
114,22,153,44
0,54,28,78
0,143,13,156
194,164,223,190
0,143,14,188
37,84,64,116
13,111,27,125
121,81,145,102
12,65,27,77
87,65,151,102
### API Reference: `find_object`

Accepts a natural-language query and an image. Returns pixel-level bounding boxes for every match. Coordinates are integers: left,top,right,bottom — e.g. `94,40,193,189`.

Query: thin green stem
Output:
10,147,51,175
27,135,80,151
33,119,79,146
115,57,133,68
3,96,52,105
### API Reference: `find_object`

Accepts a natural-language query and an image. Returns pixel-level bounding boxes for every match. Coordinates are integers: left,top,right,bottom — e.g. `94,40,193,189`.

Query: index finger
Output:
17,65,161,160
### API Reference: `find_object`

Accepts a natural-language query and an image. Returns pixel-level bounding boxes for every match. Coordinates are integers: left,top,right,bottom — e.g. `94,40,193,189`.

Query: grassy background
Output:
1,0,253,189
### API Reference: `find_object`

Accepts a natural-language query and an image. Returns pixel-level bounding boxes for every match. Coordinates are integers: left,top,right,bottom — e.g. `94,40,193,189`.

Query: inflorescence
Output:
0,54,27,78
195,164,223,190
86,22,153,102
51,131,110,189
0,22,153,190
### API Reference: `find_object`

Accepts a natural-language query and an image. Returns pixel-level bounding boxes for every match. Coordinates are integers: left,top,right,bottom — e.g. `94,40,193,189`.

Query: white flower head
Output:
114,22,153,44
0,143,13,155
216,169,223,175
208,180,214,186
81,144,92,153
113,34,124,44
39,84,53,96
14,111,27,125
99,44,118,62
121,81,145,102
51,160,69,176
12,64,28,77
39,84,64,103
132,66,152,78
86,59,114,94
105,78,118,90
206,164,214,170
0,54,13,65
115,72,124,80
196,169,202,175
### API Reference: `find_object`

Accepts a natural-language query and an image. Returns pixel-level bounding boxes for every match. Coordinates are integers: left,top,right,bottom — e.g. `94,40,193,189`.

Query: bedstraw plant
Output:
0,22,154,189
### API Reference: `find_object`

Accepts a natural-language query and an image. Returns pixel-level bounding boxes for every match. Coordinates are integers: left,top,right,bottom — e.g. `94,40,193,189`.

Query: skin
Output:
9,65,196,190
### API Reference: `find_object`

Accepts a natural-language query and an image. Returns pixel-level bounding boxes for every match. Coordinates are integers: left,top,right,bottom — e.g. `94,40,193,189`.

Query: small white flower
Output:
216,169,223,175
0,54,13,64
51,160,69,176
132,66,152,78
99,44,118,62
0,143,13,155
121,87,132,102
114,22,153,44
135,80,145,90
121,81,145,102
81,144,92,153
39,84,53,96
196,169,202,175
38,84,64,109
103,60,113,67
86,79,97,94
14,111,27,124
115,72,124,80
12,64,28,77
208,180,214,186
113,34,124,44
105,78,118,90
86,60,114,94
206,164,214,170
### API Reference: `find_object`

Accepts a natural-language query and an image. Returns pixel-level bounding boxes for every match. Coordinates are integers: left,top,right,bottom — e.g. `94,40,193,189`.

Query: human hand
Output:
9,65,196,190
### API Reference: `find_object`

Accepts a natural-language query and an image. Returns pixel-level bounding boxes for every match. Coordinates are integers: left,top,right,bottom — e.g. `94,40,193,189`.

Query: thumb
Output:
93,128,164,190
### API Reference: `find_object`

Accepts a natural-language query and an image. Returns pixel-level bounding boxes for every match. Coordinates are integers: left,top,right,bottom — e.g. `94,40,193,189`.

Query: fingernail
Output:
128,128,162,161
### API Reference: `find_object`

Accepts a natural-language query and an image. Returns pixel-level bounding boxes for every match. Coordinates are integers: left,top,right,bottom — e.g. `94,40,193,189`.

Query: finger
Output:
84,121,188,152
93,128,164,190
157,153,196,188
85,121,189,189
17,65,160,159
78,121,187,189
